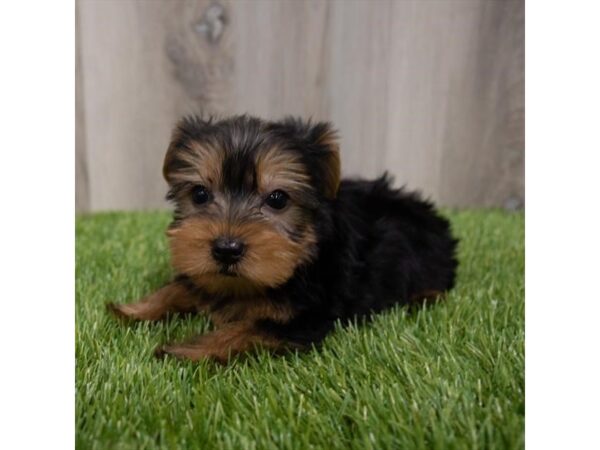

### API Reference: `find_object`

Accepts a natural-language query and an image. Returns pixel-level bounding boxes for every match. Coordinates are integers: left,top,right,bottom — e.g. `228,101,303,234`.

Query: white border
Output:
0,1,74,449
527,1,600,449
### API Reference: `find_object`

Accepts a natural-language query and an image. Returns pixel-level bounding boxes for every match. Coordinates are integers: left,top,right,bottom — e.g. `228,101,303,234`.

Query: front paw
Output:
154,343,227,364
106,302,154,322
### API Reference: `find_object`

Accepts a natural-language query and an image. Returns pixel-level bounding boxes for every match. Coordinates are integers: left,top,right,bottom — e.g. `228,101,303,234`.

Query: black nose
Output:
212,237,245,265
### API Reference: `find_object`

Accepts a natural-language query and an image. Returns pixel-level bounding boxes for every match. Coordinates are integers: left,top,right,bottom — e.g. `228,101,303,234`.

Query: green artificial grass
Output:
76,210,524,450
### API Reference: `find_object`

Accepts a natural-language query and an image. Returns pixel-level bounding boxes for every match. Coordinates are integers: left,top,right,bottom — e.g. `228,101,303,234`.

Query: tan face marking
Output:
167,216,317,292
164,140,223,189
255,146,312,196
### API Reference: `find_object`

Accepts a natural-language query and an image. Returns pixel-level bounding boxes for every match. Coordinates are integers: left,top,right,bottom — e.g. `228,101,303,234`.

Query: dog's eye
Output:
265,190,289,210
191,185,210,205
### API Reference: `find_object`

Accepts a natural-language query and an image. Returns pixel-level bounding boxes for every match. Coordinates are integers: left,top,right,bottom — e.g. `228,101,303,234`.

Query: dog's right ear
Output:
163,116,213,183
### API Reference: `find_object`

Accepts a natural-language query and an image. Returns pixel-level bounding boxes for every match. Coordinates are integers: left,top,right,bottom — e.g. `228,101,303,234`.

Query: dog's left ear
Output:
274,118,341,199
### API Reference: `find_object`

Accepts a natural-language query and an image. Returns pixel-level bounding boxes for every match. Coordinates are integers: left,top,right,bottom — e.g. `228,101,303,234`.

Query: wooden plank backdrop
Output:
76,0,524,212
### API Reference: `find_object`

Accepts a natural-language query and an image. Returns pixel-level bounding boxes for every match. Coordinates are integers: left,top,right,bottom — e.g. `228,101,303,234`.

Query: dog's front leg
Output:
107,277,201,321
155,321,292,363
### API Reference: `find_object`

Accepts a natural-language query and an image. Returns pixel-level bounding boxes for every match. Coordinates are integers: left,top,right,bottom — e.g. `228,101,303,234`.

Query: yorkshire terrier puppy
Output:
108,115,458,363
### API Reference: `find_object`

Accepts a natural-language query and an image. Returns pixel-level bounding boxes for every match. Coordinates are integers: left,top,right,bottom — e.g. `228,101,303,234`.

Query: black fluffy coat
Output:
262,175,458,346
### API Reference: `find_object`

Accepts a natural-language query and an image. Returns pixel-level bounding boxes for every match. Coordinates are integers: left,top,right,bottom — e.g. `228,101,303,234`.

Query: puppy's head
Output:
163,115,340,295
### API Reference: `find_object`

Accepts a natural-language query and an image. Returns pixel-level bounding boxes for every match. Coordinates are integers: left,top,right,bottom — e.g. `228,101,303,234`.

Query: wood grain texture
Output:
75,1,89,212
76,0,524,211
